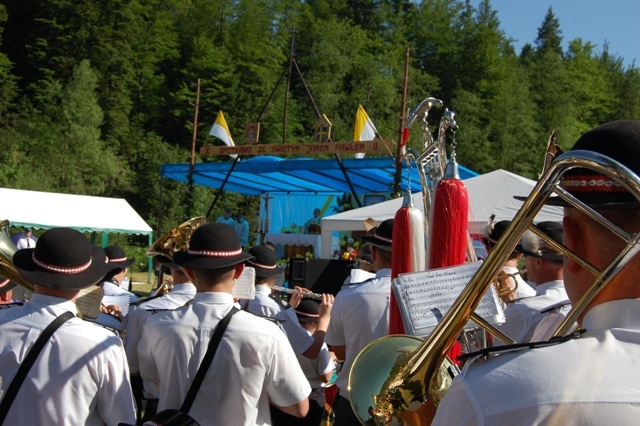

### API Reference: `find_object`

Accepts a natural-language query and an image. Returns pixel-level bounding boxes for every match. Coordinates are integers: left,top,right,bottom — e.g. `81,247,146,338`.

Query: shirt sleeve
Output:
325,293,345,347
96,338,137,426
276,308,314,355
264,327,312,407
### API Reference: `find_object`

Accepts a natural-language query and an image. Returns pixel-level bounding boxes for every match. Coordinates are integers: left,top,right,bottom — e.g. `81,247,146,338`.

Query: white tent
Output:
320,169,563,258
0,187,153,241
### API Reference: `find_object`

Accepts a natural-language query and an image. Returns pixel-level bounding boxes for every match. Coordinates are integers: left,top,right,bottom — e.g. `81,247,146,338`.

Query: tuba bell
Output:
146,217,207,295
348,148,640,425
0,220,35,293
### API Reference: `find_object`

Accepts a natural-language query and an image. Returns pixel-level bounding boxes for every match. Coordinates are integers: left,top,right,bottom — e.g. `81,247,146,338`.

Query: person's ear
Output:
233,263,245,279
563,214,583,274
183,267,197,283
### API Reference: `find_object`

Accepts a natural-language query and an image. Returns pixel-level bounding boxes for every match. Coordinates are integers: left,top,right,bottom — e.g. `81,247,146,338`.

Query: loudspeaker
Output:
289,258,353,295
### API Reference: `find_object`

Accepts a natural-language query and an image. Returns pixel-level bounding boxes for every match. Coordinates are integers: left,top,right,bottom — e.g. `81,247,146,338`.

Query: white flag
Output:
209,111,237,158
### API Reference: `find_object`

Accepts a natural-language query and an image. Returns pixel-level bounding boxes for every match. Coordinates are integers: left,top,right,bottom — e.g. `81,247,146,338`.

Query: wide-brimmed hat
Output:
517,221,564,262
294,299,321,323
104,245,135,270
13,228,109,290
173,223,253,270
518,120,640,209
361,218,394,251
246,245,283,277
483,219,510,248
0,276,17,295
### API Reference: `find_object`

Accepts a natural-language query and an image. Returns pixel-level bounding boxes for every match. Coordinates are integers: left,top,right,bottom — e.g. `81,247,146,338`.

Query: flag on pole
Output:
209,111,237,158
354,105,377,159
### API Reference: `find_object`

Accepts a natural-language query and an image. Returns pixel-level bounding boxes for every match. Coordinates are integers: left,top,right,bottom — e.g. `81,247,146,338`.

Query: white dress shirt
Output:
499,280,567,343
433,299,640,425
0,294,136,426
325,268,391,400
138,292,311,426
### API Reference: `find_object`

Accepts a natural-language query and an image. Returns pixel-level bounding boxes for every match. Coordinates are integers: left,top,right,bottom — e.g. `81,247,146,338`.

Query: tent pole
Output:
205,156,241,220
291,58,362,208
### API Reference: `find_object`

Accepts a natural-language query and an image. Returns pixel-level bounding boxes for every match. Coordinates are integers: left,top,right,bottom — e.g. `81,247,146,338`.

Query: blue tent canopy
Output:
161,156,478,196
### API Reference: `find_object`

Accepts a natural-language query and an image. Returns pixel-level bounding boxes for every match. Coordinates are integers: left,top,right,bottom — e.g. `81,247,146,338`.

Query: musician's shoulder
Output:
0,301,25,310
458,329,586,370
540,299,571,314
130,293,164,307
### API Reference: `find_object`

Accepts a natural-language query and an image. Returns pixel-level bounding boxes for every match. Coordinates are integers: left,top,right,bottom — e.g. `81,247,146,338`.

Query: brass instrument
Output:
146,217,207,296
0,220,35,293
348,149,640,425
492,269,525,298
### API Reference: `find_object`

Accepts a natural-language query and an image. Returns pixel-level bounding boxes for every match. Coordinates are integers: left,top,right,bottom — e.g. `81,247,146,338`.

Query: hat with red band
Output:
0,276,17,295
13,228,108,290
361,218,394,251
546,120,640,209
246,245,283,278
174,223,253,270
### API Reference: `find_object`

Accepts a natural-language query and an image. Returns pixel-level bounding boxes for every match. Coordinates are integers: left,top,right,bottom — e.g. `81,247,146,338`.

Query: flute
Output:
269,285,323,300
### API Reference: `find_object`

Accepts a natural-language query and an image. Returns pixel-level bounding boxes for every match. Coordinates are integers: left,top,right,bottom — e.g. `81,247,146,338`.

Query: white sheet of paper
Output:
391,261,505,338
102,294,131,317
233,267,255,300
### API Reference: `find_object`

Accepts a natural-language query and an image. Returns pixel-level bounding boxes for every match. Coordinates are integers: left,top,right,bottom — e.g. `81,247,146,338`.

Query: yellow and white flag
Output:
209,111,237,158
354,105,377,159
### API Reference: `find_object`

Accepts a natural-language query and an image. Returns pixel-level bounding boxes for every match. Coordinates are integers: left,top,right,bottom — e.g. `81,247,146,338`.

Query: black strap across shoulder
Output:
0,310,75,423
180,307,239,414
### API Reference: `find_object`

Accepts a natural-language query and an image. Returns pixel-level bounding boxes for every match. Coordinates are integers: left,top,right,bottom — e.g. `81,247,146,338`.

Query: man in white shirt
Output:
138,223,310,425
0,227,136,425
498,221,568,343
325,218,394,425
125,254,197,421
101,245,138,308
15,227,37,249
433,120,640,425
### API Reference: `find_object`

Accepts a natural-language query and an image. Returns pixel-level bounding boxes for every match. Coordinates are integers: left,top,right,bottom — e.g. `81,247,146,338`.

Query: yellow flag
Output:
354,105,377,158
209,111,234,147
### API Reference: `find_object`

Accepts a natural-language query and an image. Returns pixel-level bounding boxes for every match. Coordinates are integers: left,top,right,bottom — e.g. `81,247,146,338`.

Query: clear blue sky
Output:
471,0,640,68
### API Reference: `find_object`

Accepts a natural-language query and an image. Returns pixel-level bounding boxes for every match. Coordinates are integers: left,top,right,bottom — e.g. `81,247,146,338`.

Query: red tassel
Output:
428,176,469,366
428,178,469,268
390,195,425,334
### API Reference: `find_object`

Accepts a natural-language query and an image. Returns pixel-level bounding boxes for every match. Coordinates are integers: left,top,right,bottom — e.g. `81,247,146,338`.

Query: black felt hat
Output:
13,228,109,290
0,276,17,295
361,219,394,251
294,299,321,323
517,221,564,261
519,120,640,209
104,245,135,270
246,245,283,277
483,220,511,247
173,223,253,270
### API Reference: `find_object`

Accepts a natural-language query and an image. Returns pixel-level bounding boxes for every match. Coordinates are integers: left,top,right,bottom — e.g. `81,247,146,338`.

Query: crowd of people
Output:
1,120,640,425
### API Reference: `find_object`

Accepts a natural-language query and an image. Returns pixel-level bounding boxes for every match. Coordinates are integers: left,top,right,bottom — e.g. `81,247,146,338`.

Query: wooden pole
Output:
187,79,201,219
394,48,410,197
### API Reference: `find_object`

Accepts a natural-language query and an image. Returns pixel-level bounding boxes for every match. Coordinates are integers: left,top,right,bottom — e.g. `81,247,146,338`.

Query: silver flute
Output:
269,285,323,300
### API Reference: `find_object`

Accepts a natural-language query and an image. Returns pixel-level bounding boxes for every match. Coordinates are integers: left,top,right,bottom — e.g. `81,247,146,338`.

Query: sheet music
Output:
102,294,130,317
392,261,505,338
233,267,255,300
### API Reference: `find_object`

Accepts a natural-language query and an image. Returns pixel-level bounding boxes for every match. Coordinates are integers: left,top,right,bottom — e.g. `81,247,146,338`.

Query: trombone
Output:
348,149,640,425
